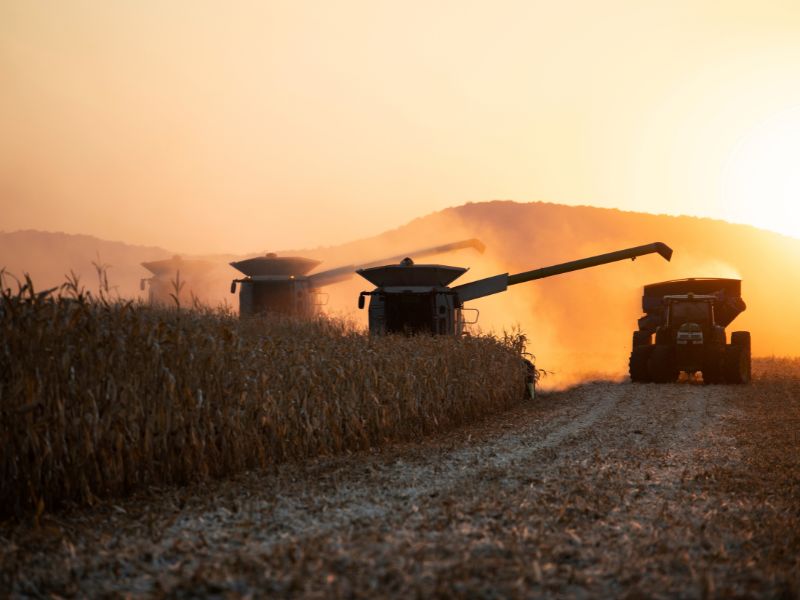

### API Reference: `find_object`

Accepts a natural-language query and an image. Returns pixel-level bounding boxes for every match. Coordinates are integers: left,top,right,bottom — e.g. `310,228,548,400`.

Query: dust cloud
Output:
307,201,800,389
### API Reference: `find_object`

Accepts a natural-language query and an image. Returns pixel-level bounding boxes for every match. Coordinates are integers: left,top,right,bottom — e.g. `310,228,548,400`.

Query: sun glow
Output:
723,107,800,240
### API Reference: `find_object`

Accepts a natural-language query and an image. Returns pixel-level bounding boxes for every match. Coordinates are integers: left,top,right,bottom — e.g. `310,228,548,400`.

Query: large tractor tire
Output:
730,331,751,349
632,330,652,348
648,345,678,383
725,331,752,384
629,345,654,382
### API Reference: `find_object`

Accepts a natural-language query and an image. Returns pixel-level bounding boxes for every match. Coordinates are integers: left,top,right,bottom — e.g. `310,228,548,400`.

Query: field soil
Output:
2,360,799,598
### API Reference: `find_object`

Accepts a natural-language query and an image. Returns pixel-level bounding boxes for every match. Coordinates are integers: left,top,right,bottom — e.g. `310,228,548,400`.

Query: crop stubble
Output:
1,359,798,597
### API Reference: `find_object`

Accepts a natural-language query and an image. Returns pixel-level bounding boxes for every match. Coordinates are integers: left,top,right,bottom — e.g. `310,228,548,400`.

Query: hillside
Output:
0,230,238,307
0,231,174,300
4,201,800,382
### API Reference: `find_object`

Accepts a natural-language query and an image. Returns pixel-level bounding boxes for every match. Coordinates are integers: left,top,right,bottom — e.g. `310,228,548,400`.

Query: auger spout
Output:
453,242,672,303
507,242,672,286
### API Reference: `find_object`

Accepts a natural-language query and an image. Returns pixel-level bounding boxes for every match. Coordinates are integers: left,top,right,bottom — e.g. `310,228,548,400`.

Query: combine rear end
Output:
629,278,751,384
357,242,674,397
140,256,217,306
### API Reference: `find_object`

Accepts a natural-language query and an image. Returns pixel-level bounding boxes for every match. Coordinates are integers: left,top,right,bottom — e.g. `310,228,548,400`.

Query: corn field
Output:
0,276,527,518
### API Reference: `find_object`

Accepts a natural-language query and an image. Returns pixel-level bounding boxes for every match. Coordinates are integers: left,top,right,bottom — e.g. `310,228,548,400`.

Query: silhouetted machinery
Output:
140,256,217,306
356,242,673,335
230,239,485,318
629,278,750,384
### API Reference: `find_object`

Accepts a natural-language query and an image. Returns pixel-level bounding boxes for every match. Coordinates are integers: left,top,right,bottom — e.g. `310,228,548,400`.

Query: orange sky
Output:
2,1,800,254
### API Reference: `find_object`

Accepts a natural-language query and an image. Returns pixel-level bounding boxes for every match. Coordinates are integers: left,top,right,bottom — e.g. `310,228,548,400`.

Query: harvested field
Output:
2,358,798,598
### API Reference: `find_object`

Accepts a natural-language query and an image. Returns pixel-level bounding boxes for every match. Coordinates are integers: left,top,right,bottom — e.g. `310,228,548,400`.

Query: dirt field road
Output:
3,363,799,598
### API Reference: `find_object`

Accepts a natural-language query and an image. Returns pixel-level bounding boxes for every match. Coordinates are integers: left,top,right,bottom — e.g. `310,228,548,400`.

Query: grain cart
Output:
628,278,750,384
230,238,485,318
140,256,217,306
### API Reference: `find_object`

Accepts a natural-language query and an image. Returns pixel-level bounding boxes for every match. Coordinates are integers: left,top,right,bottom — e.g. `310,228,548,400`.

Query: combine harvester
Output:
629,278,750,384
229,239,485,318
140,256,217,306
356,242,672,335
355,242,673,395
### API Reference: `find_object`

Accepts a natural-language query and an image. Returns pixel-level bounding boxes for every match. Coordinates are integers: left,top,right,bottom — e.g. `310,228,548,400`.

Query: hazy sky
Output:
2,1,800,254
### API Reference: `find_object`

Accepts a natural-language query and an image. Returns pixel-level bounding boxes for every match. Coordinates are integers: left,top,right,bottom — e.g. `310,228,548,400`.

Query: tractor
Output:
629,278,750,384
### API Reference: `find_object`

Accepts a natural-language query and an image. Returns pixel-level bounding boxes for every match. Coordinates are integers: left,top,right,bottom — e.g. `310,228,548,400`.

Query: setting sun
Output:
3,1,800,253
723,107,800,240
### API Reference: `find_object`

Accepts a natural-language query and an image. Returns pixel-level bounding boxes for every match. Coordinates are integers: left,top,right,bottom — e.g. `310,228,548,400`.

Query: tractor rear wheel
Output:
648,345,678,383
725,334,752,384
629,345,653,382
632,330,652,348
730,331,751,350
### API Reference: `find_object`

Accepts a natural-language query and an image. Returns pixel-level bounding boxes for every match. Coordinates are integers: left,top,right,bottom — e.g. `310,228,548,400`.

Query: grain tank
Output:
629,278,750,384
230,238,485,318
356,243,673,335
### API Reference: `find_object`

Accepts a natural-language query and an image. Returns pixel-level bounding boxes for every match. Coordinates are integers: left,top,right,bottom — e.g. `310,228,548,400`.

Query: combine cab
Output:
629,278,751,384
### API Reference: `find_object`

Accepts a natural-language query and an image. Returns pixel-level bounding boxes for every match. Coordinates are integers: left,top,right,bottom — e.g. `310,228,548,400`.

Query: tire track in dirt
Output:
155,382,621,549
392,381,741,598
247,381,737,598
558,382,744,597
